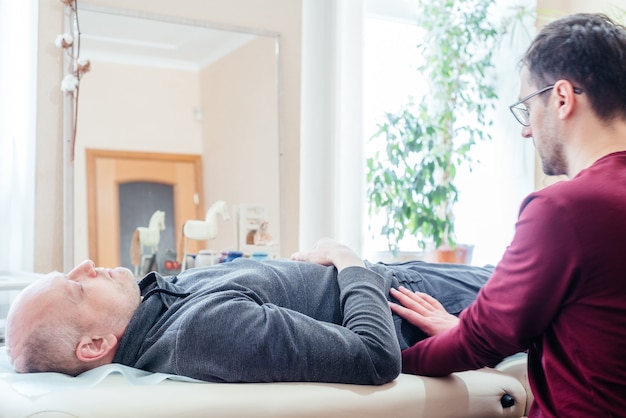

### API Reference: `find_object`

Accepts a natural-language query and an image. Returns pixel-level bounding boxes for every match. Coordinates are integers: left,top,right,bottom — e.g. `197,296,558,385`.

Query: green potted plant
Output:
366,0,526,261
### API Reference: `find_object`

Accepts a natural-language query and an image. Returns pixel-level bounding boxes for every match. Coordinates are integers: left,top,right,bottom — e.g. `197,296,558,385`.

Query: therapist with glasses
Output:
390,12,626,418
509,85,583,127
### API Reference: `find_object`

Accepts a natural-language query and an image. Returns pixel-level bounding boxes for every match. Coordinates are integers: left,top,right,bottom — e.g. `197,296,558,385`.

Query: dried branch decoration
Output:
57,0,89,160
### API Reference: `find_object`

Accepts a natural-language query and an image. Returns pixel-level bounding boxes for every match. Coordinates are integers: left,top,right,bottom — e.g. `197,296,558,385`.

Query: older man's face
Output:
6,260,141,368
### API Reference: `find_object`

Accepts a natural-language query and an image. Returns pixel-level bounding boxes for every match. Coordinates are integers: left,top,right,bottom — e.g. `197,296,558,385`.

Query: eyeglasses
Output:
509,85,584,126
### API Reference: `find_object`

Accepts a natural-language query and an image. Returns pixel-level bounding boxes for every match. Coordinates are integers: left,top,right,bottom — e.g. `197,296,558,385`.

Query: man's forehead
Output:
15,272,68,309
19,271,58,293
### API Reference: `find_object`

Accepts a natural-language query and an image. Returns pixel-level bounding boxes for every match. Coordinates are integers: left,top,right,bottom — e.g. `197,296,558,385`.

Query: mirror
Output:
72,4,282,272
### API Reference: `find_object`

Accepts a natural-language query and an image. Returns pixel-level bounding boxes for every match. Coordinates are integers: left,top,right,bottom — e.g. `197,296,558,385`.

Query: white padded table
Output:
0,361,528,418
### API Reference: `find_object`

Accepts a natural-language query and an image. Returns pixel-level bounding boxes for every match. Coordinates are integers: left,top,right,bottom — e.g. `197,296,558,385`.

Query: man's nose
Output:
69,259,97,278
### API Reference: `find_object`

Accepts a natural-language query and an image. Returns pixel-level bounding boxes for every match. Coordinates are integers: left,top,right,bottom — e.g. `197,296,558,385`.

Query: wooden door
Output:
86,149,204,268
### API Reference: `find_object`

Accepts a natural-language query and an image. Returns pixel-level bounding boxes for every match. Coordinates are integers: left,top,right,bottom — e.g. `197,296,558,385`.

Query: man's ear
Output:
554,80,577,122
75,334,118,362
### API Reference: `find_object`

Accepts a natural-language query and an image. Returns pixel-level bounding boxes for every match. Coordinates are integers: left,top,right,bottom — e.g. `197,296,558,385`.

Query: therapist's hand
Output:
389,286,459,336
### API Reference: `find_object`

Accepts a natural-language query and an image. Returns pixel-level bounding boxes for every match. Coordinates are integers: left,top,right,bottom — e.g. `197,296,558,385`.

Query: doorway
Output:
86,149,204,269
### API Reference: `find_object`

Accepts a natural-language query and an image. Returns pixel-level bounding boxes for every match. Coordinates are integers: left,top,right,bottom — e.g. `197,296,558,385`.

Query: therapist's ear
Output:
76,334,118,362
554,80,577,122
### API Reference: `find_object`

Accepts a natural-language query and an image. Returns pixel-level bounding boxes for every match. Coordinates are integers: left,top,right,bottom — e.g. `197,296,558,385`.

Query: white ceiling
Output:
77,2,414,71
77,8,257,71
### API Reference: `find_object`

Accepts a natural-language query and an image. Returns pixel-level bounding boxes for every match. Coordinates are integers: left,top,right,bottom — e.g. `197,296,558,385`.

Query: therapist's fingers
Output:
389,287,459,336
392,287,444,312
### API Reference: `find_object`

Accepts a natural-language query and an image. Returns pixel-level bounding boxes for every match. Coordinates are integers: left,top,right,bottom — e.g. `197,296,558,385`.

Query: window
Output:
362,0,536,265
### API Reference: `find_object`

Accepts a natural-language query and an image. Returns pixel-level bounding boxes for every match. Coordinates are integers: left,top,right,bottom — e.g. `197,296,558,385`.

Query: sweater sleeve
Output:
174,266,401,384
402,194,581,375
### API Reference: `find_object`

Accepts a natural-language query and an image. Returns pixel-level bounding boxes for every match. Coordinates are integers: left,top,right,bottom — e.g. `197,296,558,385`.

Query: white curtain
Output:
299,0,337,251
0,0,38,271
300,0,365,254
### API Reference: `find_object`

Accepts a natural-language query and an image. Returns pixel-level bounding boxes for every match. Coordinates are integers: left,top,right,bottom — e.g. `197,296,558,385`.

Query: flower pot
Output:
432,244,474,264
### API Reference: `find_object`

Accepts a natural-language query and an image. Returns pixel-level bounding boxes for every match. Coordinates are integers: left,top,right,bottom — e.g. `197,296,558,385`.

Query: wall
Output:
76,63,203,154
200,37,280,253
34,0,65,272
538,0,625,17
74,62,203,263
35,0,301,272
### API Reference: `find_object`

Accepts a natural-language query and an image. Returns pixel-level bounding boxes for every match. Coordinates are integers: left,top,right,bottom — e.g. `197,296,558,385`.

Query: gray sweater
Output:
113,259,401,385
112,258,490,384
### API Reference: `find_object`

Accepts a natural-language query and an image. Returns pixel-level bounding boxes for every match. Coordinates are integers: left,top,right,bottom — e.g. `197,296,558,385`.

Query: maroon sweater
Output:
401,151,626,417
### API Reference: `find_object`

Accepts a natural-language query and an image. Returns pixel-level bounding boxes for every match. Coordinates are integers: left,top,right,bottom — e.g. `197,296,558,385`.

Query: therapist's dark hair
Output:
523,13,626,122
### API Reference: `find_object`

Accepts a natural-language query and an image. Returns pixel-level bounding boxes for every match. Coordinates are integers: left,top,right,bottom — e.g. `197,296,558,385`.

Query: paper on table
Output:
0,346,201,398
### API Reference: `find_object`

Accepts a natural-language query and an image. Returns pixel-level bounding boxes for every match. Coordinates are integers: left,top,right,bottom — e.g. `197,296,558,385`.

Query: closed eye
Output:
69,280,84,301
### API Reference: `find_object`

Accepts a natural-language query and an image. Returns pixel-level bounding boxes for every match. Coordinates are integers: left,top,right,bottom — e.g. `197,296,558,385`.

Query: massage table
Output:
0,271,532,417
0,347,531,417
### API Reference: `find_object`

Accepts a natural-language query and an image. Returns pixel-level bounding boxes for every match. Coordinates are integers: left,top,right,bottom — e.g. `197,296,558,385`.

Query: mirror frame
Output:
63,3,283,270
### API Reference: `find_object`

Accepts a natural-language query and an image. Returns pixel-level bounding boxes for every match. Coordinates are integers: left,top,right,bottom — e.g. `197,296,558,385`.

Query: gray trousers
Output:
367,260,493,349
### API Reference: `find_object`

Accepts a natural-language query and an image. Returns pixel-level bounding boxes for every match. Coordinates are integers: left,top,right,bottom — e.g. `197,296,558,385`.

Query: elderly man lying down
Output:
5,238,490,385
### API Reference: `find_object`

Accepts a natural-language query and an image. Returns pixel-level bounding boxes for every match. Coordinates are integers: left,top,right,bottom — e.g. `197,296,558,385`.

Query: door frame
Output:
86,149,204,266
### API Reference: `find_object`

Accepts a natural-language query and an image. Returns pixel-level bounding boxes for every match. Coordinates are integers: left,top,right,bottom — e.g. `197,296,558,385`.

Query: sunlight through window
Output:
362,0,536,265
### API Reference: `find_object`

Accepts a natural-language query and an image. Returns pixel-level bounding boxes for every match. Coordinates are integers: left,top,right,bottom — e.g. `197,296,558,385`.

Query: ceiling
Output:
77,2,415,70
77,8,257,71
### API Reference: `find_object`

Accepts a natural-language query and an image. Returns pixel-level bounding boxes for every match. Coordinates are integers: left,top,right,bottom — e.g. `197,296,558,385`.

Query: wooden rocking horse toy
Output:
180,200,230,270
130,210,166,275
